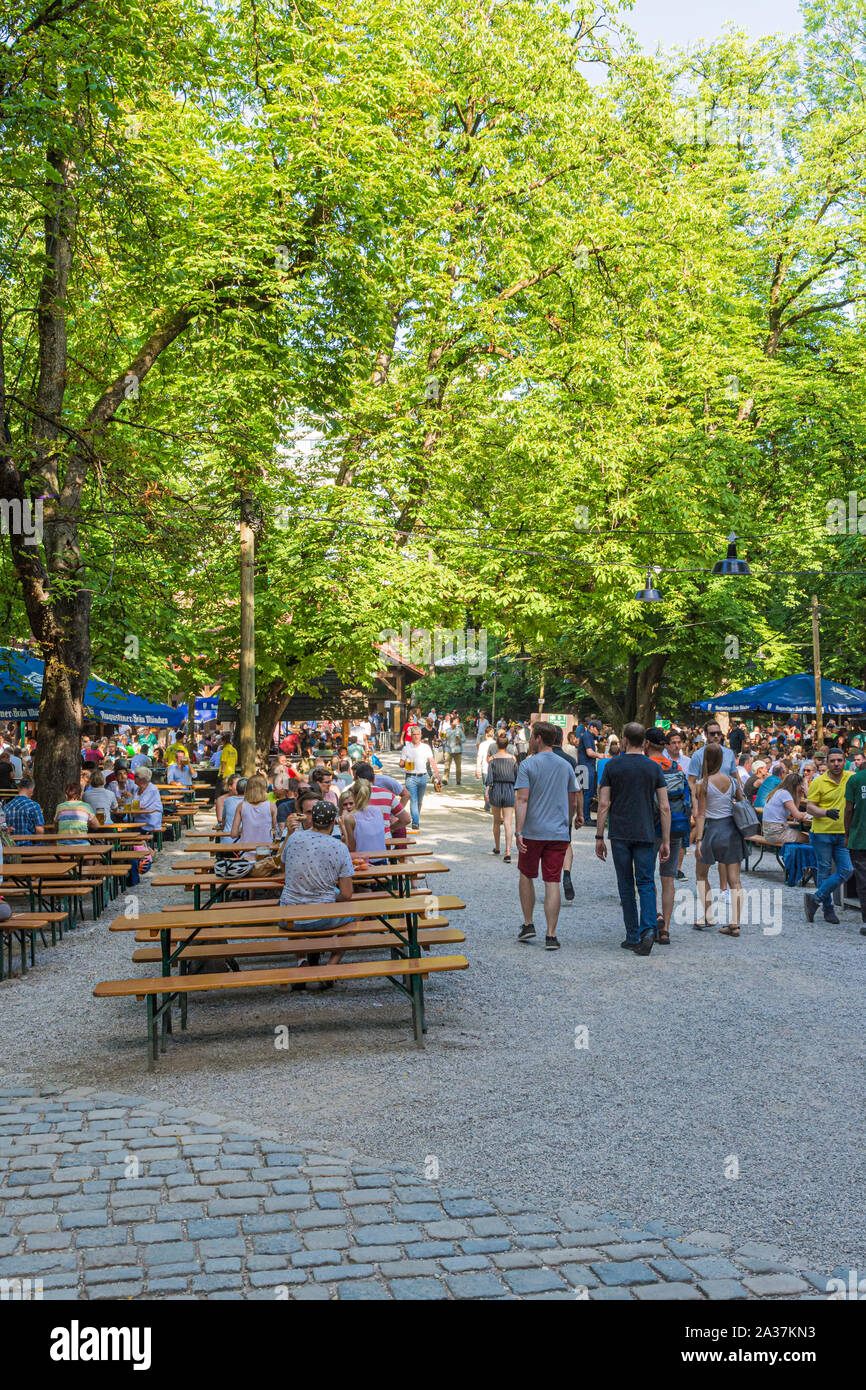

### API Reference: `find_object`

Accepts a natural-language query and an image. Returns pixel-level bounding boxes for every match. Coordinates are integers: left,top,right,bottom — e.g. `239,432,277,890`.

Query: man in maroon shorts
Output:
514,721,579,950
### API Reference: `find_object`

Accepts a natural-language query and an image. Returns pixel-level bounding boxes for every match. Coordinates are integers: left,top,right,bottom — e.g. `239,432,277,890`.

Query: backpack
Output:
655,755,691,835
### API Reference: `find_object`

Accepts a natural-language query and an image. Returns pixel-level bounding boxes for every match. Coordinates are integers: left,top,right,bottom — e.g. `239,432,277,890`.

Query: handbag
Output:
731,797,760,838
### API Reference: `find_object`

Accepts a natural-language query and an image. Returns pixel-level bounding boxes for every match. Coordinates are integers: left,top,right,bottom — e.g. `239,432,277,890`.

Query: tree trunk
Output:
255,677,291,763
635,654,668,728
31,592,92,819
186,694,196,758
569,671,624,728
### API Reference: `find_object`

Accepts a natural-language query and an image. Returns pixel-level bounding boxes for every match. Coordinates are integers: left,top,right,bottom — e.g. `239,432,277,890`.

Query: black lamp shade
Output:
636,569,663,602
712,534,751,576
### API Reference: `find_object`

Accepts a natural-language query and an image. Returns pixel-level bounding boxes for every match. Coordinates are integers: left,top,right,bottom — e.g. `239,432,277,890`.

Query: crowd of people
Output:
485,714,866,955
3,705,865,968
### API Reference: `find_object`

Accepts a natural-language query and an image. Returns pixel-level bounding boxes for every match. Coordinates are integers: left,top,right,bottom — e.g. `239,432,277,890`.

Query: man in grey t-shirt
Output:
514,722,578,950
280,801,355,972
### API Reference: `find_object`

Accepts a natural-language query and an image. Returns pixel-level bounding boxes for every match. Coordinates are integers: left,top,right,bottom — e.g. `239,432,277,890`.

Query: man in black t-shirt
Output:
596,722,670,955
729,721,746,756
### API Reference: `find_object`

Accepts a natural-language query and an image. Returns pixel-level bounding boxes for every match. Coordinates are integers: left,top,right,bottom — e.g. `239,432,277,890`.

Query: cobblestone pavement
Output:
0,1087,834,1300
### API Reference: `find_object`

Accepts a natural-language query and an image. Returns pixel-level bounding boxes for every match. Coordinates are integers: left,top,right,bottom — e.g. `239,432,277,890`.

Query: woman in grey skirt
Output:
486,731,517,860
693,742,745,936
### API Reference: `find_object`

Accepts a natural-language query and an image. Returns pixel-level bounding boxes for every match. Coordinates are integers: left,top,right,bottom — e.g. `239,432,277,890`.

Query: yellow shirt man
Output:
807,770,852,834
220,742,238,778
165,739,187,766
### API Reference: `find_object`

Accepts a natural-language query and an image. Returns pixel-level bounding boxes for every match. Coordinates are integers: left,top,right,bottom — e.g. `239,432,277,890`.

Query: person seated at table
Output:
131,767,163,830
130,743,152,771
166,749,194,787
334,758,354,790
281,786,319,843
742,759,768,803
346,736,365,762
149,746,168,783
56,782,101,842
754,761,785,809
279,799,355,977
274,778,304,828
761,773,811,845
111,762,137,807
339,778,388,860
83,770,120,825
215,773,241,842
353,761,411,837
0,751,16,790
4,777,44,835
230,773,277,856
310,765,340,808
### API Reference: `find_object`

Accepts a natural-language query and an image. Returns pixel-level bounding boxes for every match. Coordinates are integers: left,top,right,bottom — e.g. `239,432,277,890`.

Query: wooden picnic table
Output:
12,830,151,841
6,843,137,857
178,842,432,858
108,890,466,1055
1,860,76,912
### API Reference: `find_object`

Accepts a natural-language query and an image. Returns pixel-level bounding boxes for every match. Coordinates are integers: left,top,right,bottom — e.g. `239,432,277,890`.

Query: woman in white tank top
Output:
694,743,745,936
340,780,387,860
230,773,277,859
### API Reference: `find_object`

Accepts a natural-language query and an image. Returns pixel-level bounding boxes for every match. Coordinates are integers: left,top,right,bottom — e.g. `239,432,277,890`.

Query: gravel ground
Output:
1,747,864,1273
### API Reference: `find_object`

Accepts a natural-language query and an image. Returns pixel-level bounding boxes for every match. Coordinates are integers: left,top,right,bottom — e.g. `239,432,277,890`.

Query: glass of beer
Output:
95,810,106,825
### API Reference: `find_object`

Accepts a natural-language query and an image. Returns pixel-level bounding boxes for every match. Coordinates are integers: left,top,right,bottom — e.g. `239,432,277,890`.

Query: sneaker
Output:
804,892,819,923
676,870,686,880
562,871,575,902
518,924,536,943
636,928,655,956
824,906,841,925
545,935,561,950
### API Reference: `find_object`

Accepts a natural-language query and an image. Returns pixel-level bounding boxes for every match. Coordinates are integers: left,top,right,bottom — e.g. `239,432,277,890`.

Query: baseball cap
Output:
645,727,666,748
311,800,337,829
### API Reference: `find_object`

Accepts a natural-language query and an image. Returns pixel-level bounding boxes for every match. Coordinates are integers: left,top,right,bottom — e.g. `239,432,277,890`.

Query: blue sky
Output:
625,0,805,51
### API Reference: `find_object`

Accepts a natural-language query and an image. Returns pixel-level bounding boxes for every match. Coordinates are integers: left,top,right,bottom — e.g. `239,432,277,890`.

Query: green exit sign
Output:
548,713,568,727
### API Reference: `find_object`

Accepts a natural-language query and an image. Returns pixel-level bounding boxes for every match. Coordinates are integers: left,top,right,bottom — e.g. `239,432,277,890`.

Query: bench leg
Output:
147,996,158,1068
179,960,189,1030
410,974,426,1047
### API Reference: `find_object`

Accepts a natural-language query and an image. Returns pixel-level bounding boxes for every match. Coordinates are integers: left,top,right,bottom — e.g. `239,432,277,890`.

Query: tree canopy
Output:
1,0,864,804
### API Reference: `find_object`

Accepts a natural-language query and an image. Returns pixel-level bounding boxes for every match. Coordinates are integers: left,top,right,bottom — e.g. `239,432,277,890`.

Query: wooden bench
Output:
95,954,468,1064
743,835,784,874
1,911,67,976
131,924,465,965
101,892,466,1062
136,912,453,941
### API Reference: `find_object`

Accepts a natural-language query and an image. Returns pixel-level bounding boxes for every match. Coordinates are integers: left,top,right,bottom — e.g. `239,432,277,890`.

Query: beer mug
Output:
95,810,106,825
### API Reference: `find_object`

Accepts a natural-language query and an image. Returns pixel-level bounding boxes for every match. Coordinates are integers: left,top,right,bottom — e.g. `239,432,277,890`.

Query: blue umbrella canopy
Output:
0,648,185,727
694,673,866,715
